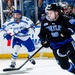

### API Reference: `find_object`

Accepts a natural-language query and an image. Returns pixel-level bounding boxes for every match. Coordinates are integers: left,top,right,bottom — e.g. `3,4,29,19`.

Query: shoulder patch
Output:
44,23,48,26
69,19,75,25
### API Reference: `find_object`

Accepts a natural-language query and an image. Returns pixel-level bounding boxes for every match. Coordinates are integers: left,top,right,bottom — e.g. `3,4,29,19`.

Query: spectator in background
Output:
23,0,35,23
3,0,8,10
38,0,45,22
62,5,75,19
66,5,73,17
47,0,55,4
36,0,46,25
72,6,75,18
4,0,15,20
58,1,69,16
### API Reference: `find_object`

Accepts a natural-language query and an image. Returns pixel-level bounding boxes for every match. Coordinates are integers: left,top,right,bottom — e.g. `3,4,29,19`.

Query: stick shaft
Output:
18,46,43,69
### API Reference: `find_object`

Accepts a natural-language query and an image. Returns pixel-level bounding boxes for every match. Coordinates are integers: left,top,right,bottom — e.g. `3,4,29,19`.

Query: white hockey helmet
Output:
59,2,68,9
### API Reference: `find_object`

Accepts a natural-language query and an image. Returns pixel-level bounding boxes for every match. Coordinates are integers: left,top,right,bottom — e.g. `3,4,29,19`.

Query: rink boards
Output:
0,26,75,59
0,26,54,59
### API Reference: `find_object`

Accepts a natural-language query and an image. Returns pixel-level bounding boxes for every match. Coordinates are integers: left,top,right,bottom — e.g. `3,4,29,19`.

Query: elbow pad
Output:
67,28,74,35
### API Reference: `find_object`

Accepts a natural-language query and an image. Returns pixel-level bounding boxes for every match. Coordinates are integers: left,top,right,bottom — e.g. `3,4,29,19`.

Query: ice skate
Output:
10,61,16,68
28,55,36,65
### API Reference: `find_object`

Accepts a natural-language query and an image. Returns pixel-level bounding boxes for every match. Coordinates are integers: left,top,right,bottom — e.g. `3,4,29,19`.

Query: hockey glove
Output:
20,28,28,34
3,33,12,40
41,40,50,48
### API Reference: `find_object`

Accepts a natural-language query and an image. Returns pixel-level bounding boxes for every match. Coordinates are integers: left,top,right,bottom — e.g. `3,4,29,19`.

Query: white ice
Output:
0,58,74,75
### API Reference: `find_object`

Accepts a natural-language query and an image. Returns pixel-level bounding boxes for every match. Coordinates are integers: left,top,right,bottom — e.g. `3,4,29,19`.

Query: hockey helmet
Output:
59,2,68,9
46,4,60,12
13,10,21,14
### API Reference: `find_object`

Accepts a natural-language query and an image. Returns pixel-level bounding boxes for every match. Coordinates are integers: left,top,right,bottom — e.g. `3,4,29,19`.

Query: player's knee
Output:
59,62,71,70
60,64,70,70
60,63,75,73
28,47,35,52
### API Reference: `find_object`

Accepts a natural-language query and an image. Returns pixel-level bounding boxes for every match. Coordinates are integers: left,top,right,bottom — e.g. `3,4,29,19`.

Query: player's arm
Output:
61,19,75,37
1,20,13,40
68,18,75,34
27,17,35,32
38,22,50,48
19,17,35,36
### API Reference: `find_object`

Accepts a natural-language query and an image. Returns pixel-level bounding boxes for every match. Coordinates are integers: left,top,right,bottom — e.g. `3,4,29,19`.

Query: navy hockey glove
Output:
3,33,12,40
41,40,50,48
20,28,28,34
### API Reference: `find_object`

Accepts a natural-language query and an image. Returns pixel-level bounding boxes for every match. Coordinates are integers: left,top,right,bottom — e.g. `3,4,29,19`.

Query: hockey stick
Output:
3,46,43,72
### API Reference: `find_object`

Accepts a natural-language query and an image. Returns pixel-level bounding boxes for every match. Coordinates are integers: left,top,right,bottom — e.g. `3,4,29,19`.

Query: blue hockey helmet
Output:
13,10,21,14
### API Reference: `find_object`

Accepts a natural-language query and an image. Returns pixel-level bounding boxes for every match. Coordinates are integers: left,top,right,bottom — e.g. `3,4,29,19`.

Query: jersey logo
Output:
44,23,48,26
51,32,59,37
46,25,62,31
46,25,62,37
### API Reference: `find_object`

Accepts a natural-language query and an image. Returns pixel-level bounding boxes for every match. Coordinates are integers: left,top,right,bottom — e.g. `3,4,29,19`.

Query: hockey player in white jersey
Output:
1,9,36,68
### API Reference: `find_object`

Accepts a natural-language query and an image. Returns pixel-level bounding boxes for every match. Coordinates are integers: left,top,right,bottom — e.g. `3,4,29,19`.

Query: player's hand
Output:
3,33,12,40
20,28,28,34
41,40,50,48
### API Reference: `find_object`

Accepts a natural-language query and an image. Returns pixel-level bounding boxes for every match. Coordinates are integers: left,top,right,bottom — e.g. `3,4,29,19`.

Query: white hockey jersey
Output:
2,16,35,41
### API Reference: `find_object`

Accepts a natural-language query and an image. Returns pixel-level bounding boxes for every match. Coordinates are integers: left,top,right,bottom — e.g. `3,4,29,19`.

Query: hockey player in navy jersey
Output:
39,4,75,74
1,9,36,68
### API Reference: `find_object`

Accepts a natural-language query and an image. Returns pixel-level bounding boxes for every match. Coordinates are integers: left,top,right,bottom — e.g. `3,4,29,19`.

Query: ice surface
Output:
0,58,73,75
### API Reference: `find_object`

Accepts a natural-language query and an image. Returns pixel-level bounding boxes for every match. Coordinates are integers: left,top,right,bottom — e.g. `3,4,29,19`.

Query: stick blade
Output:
3,68,18,72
